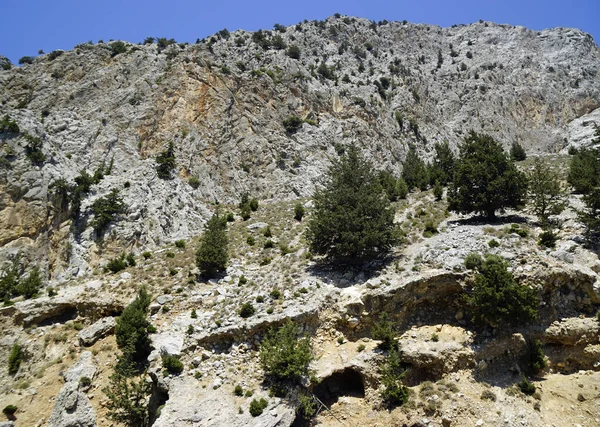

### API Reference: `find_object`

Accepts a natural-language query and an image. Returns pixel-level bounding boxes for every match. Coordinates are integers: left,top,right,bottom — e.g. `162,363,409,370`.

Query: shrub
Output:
518,376,536,395
110,41,128,57
115,286,153,373
371,313,396,351
449,131,527,219
529,339,547,373
196,212,228,277
294,203,305,221
91,189,125,235
188,176,200,189
234,385,244,396
249,398,268,417
249,198,259,212
19,56,35,65
3,404,17,417
79,376,92,387
259,321,312,384
578,187,600,243
246,236,255,246
467,255,539,328
287,45,301,59
0,115,19,134
142,251,152,259
161,354,184,375
270,288,281,300
240,302,255,318
106,254,128,273
464,253,483,270
126,252,136,267
480,389,496,401
283,116,303,134
488,239,500,248
175,240,186,249
510,142,527,161
317,61,335,80
402,148,429,191
8,344,22,375
155,141,176,179
226,212,234,222
24,134,46,164
16,267,42,299
307,146,396,264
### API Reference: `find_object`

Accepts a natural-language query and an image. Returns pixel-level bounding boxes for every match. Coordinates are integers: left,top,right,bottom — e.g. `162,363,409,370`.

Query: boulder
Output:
78,317,116,346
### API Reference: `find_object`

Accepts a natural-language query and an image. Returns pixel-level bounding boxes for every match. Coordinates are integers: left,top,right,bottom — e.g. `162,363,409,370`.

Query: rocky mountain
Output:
1,16,600,279
0,16,600,427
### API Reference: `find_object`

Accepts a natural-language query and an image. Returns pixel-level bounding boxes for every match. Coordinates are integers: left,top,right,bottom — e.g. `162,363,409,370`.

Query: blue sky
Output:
1,0,599,64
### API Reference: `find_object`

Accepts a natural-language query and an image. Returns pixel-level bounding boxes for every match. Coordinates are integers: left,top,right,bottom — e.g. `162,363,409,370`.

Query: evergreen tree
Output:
567,147,600,194
115,286,153,373
196,212,229,277
578,187,600,243
510,141,527,161
307,146,396,264
527,158,566,225
402,147,429,191
428,141,455,186
467,255,539,328
104,370,151,427
155,141,176,179
448,131,527,219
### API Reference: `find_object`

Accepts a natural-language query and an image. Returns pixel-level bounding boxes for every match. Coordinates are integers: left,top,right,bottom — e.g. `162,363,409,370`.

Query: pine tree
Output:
155,141,176,179
115,286,153,373
448,131,527,219
306,146,396,265
527,158,566,225
402,147,429,191
196,212,229,277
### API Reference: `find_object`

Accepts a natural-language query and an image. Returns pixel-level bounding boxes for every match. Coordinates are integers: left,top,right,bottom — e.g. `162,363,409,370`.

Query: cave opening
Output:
313,368,365,407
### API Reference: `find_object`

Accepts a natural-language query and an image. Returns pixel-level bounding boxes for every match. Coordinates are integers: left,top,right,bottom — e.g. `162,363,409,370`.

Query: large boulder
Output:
78,317,116,346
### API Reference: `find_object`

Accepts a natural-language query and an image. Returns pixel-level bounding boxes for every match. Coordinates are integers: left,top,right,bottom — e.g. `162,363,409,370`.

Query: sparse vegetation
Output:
91,189,125,235
8,343,22,375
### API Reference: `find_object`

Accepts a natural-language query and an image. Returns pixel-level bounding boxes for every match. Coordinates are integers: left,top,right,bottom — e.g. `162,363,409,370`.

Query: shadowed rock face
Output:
0,17,599,282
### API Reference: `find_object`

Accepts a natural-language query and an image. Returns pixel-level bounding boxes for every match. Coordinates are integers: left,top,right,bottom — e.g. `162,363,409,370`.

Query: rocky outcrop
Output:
77,316,116,346
47,352,97,427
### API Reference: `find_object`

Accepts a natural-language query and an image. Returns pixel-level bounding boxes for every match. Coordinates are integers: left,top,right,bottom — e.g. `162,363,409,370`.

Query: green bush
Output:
0,260,21,301
518,376,536,395
24,134,46,164
567,147,599,194
294,203,305,221
156,141,176,179
307,146,396,264
239,302,255,318
175,240,186,249
142,251,152,260
110,41,128,57
249,198,259,212
488,239,499,248
103,370,151,426
578,187,600,242
467,255,539,328
91,189,125,235
249,398,268,417
527,158,566,224
3,404,17,417
188,176,200,189
0,115,19,133
372,313,396,350
196,212,229,277
161,354,184,375
259,321,312,384
16,267,42,299
316,61,335,80
106,254,128,273
270,288,281,300
234,385,244,396
529,339,547,373
80,376,92,387
8,344,22,375
433,181,443,201
19,56,35,65
283,116,303,134
402,148,429,191
287,45,301,59
464,253,483,270
115,286,153,373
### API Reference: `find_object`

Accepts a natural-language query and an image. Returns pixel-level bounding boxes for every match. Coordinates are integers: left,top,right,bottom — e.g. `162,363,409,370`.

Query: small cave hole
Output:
313,368,365,407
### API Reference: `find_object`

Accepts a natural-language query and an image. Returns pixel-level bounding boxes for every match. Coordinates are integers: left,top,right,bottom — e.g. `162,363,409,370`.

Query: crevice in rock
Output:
148,382,169,426
38,306,78,326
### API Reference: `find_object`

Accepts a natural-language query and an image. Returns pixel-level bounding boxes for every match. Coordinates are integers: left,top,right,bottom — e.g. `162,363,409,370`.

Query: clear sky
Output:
1,0,599,64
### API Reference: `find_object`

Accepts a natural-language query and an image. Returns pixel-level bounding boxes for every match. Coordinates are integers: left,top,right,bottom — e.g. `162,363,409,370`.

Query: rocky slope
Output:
0,15,600,427
1,16,600,279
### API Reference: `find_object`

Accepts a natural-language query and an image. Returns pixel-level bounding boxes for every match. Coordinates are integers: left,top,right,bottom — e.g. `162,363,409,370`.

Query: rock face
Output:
0,17,599,281
48,351,97,427
77,316,116,346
